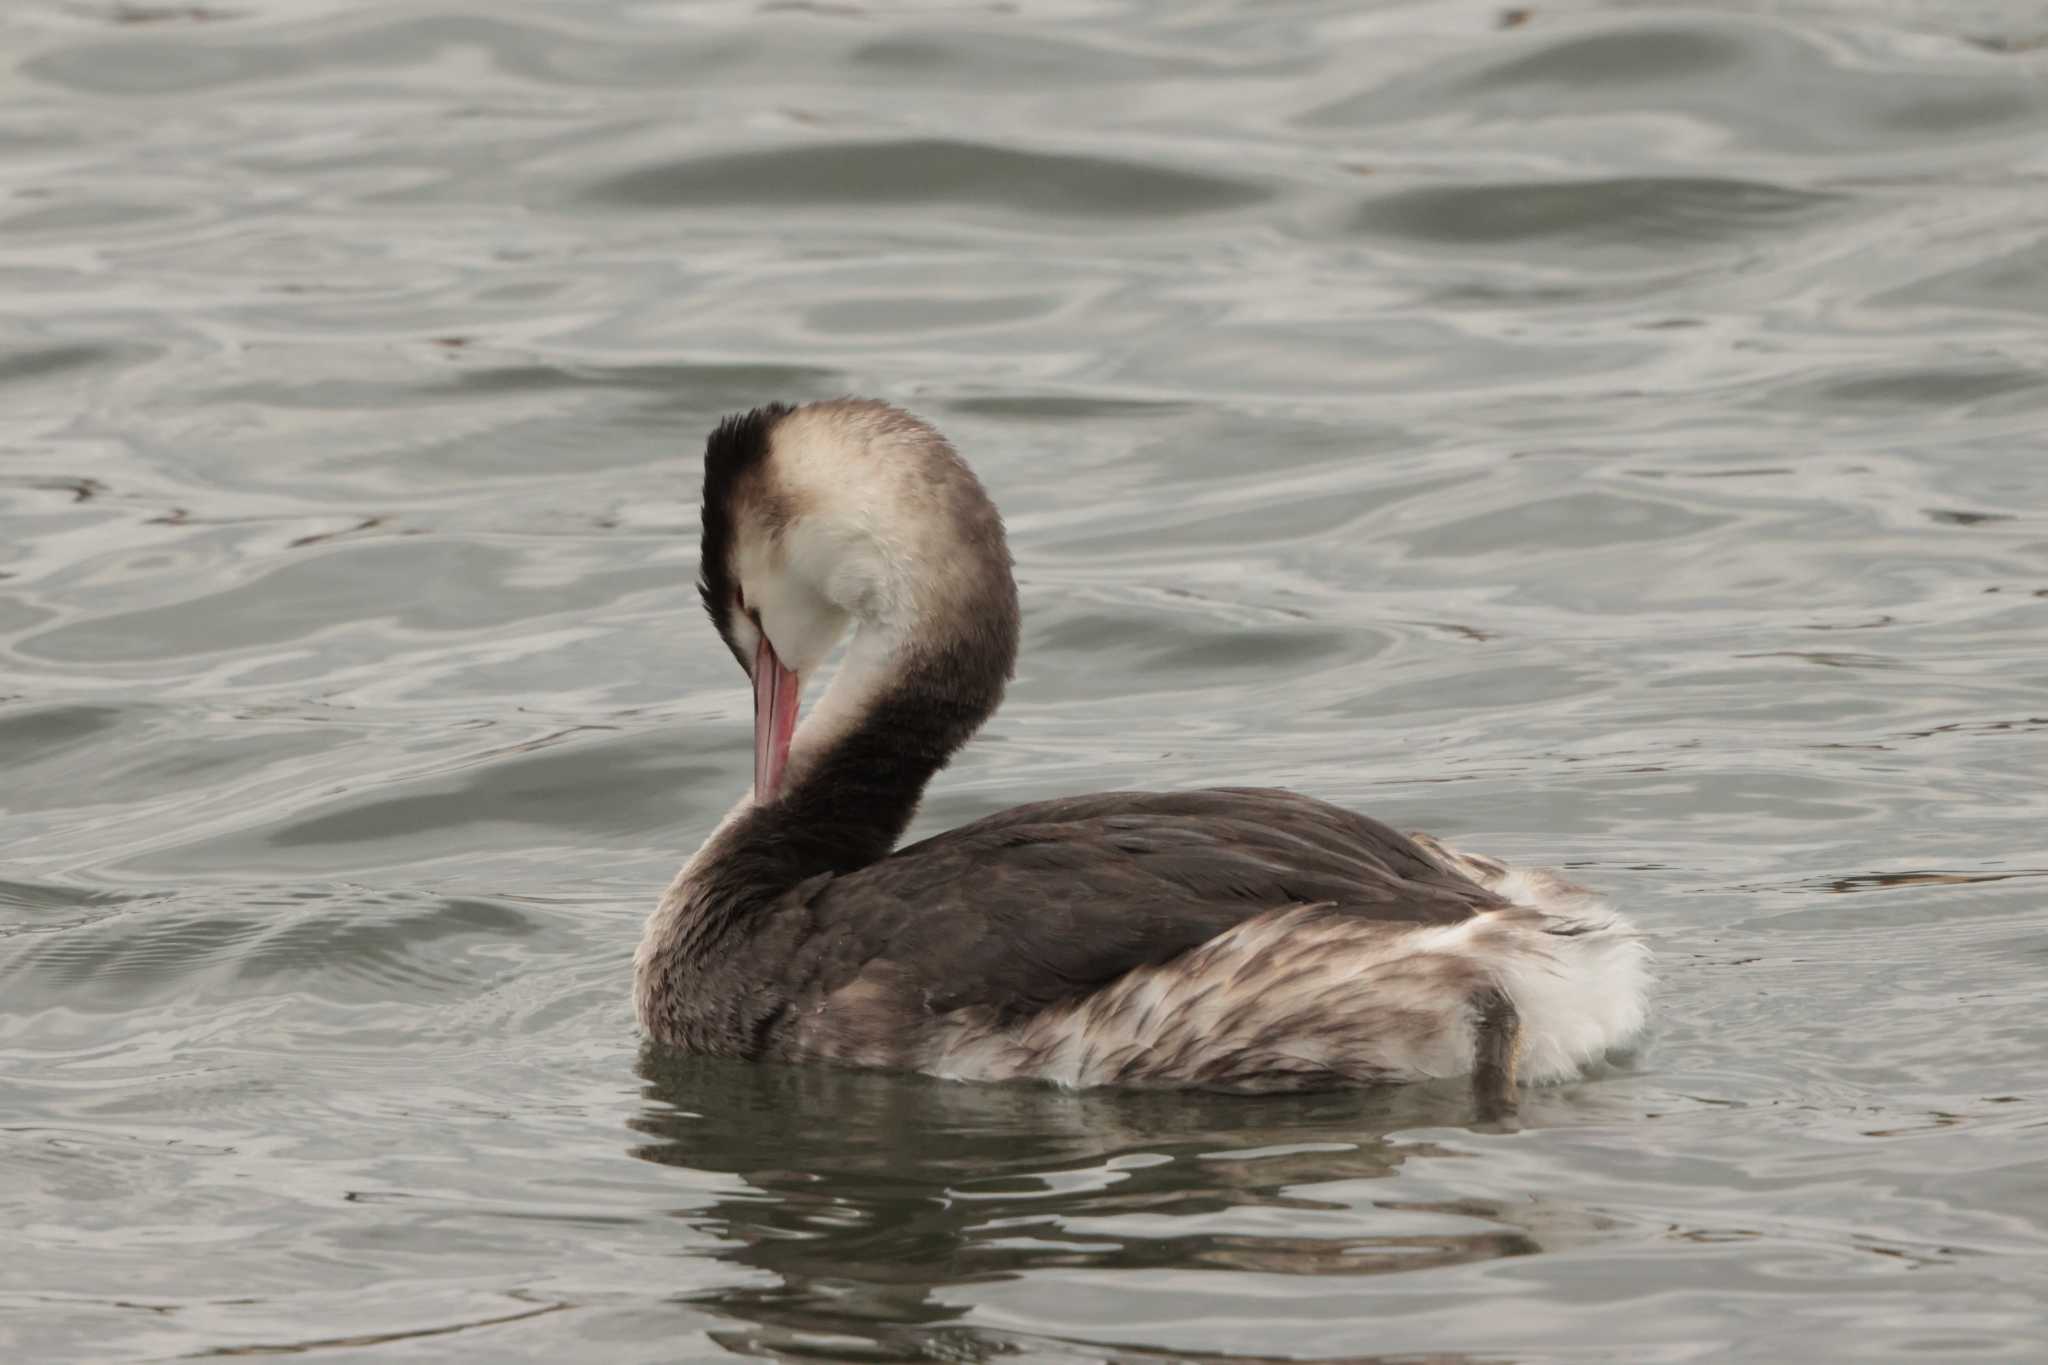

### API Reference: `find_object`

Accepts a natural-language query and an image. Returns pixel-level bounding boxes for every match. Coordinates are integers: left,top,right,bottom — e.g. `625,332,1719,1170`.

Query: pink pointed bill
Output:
753,634,801,804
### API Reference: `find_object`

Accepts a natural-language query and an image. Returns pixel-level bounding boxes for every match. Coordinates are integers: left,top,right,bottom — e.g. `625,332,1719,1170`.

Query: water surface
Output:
4,1,2047,1360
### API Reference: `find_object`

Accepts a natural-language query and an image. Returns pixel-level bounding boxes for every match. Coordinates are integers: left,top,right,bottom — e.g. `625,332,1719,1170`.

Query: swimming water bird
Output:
636,399,1649,1106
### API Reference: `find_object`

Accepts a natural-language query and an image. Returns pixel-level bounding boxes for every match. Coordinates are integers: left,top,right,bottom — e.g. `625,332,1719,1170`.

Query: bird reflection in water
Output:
630,1046,1550,1361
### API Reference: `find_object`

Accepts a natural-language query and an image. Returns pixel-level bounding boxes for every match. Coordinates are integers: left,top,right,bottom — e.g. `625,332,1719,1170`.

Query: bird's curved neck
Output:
677,622,1009,927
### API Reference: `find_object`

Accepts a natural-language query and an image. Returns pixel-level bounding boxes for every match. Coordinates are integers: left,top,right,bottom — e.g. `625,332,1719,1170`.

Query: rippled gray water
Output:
4,1,2047,1360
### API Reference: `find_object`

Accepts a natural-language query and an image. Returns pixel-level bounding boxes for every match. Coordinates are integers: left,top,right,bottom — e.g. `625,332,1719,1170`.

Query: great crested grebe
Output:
635,399,1649,1106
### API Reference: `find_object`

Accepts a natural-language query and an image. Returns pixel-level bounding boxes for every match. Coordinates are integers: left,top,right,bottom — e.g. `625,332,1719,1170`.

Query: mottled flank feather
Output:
923,838,1649,1092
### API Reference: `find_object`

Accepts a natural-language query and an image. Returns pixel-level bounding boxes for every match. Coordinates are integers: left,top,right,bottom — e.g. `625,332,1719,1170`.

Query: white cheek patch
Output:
734,525,852,676
784,518,904,630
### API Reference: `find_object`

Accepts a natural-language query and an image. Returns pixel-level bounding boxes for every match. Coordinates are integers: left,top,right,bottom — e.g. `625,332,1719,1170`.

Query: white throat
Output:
782,615,908,790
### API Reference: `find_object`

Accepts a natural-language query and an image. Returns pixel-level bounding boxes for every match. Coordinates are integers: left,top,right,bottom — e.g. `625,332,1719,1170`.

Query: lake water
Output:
4,1,2047,1360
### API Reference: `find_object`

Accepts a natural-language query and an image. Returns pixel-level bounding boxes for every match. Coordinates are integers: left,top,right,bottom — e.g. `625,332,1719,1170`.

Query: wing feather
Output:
754,789,1500,1041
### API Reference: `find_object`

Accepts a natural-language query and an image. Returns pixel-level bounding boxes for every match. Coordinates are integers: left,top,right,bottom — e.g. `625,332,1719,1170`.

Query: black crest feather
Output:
697,402,793,663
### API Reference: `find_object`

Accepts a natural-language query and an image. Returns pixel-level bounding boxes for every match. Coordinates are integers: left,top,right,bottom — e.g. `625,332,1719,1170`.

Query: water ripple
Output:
585,137,1273,220
1354,176,1847,253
